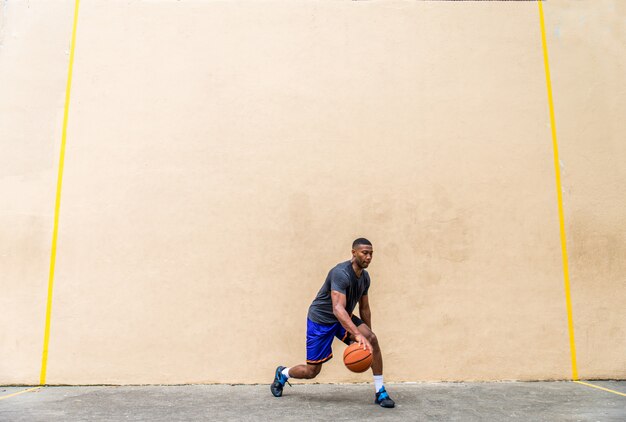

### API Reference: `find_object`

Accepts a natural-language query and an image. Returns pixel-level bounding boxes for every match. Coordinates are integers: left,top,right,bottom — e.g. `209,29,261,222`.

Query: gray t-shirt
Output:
307,260,370,325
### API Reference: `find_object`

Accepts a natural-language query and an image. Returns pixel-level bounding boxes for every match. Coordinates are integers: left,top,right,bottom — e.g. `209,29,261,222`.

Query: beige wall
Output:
1,0,624,384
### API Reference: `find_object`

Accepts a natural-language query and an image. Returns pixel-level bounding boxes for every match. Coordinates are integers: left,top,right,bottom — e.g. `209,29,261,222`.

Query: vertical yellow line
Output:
537,1,578,381
40,0,81,386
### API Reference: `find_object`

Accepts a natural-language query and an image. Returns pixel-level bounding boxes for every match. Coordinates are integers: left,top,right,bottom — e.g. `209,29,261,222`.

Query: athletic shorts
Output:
306,315,363,365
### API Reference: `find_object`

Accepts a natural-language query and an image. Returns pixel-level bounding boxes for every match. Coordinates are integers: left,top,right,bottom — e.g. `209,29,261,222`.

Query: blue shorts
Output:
306,315,363,365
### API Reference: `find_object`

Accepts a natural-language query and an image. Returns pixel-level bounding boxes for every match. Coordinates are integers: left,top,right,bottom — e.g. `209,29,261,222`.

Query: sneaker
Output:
270,366,291,397
375,386,395,408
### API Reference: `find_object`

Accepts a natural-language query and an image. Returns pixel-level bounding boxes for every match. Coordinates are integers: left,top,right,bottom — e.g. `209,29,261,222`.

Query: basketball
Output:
343,342,373,373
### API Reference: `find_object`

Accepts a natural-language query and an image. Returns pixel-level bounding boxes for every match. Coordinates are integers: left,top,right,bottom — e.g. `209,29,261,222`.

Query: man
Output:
271,238,395,408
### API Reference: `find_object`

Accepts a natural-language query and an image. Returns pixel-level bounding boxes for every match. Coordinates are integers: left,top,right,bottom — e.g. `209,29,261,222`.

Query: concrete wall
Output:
1,0,624,385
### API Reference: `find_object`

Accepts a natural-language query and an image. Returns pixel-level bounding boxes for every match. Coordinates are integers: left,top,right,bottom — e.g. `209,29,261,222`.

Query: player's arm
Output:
358,294,372,329
331,290,372,351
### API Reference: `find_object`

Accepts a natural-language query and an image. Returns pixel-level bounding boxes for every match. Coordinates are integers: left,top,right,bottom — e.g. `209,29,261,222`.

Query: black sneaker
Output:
375,386,395,408
270,366,290,397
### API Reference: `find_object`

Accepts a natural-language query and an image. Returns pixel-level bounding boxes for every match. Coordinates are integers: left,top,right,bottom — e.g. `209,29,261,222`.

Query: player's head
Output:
352,238,373,269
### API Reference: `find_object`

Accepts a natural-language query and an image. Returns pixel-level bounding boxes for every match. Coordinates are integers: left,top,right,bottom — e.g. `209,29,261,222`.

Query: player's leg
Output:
285,363,322,379
355,322,383,375
339,315,382,374
270,364,320,397
271,319,335,397
354,320,395,408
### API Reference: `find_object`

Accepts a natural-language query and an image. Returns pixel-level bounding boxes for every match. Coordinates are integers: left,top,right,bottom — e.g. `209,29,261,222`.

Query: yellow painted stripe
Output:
537,1,578,380
0,387,42,401
575,381,626,398
40,0,81,386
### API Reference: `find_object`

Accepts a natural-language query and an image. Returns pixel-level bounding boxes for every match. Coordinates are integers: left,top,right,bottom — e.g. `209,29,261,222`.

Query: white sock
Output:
373,375,384,392
282,367,291,379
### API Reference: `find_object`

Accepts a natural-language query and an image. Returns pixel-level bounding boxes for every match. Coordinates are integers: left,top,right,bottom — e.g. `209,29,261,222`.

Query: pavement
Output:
1,381,625,421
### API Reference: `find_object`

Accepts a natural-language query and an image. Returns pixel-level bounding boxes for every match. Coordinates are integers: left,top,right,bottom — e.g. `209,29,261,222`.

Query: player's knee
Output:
305,365,321,379
368,332,379,347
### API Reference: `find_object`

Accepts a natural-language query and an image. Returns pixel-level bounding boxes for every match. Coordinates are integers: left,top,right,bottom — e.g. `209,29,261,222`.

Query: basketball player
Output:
271,238,395,408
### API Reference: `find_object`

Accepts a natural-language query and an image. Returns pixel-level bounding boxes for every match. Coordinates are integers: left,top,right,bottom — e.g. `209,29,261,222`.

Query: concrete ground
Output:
1,382,625,421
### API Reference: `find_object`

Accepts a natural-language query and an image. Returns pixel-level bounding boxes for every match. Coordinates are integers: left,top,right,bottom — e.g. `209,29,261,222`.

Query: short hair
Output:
352,238,372,249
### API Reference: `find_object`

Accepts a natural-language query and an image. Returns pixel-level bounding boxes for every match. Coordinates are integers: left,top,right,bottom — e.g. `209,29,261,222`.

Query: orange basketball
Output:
343,342,372,373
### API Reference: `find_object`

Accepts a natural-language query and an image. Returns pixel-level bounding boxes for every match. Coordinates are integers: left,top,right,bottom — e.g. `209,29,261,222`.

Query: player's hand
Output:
354,334,373,352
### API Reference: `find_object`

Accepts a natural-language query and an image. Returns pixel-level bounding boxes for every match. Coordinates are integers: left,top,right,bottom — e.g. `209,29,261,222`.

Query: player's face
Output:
352,245,373,269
